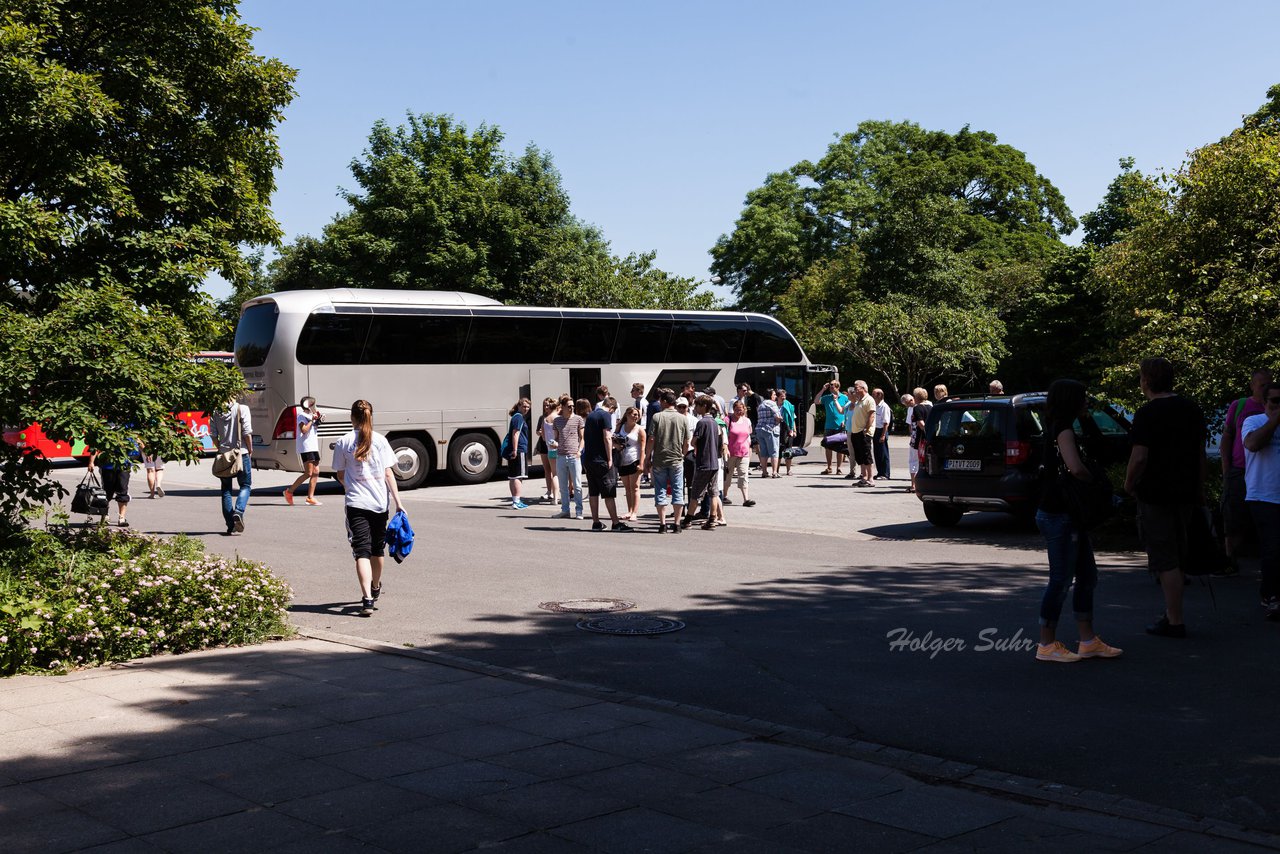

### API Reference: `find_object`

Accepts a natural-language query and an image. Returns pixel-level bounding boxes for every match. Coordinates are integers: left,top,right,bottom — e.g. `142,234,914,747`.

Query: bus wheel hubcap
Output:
460,443,488,475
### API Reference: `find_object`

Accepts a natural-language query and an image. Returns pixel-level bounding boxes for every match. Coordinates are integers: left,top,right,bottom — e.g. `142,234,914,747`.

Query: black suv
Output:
914,393,1131,527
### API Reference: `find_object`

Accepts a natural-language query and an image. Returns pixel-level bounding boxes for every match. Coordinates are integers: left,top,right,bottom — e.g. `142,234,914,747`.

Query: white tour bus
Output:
233,288,836,488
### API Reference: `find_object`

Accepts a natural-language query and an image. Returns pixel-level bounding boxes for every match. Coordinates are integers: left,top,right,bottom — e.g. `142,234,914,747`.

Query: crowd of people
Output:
501,382,817,533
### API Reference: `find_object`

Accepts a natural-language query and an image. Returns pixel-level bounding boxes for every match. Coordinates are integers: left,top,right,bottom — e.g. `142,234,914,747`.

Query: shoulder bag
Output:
1056,441,1114,530
211,405,244,478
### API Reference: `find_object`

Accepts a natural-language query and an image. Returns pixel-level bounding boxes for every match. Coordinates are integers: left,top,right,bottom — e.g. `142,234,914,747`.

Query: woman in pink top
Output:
726,401,756,507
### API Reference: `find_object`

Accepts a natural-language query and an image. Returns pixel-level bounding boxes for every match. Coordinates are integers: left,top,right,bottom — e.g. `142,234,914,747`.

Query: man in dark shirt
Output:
682,397,723,531
583,397,631,532
1124,357,1206,638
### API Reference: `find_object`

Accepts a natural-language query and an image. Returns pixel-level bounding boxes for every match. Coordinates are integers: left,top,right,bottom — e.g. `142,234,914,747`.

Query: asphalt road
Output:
48,439,1280,831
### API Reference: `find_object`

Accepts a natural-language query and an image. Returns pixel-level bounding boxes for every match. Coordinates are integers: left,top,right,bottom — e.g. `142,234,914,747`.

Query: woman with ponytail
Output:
332,399,403,617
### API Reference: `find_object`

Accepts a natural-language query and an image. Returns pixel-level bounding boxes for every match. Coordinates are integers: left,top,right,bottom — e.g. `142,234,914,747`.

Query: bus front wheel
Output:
448,433,497,484
389,436,431,490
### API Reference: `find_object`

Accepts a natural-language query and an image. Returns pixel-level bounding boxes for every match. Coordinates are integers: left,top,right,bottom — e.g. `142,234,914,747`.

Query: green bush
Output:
0,527,292,675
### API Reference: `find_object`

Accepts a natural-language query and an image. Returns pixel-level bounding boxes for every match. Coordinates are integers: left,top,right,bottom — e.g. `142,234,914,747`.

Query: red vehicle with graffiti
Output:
2,352,233,460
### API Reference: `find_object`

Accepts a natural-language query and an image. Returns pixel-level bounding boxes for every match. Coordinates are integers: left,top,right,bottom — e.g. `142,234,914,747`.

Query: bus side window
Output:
463,316,558,363
667,320,745,363
297,315,372,365
364,315,469,364
612,318,672,363
740,318,803,363
555,318,619,363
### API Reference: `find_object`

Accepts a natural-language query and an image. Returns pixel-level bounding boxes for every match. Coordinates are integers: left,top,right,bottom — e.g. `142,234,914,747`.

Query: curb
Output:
295,626,1280,850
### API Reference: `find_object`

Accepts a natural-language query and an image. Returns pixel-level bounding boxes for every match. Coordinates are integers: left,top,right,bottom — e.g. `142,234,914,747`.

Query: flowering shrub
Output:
0,527,292,675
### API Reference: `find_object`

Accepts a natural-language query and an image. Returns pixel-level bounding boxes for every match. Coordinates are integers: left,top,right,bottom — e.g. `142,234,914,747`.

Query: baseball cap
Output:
676,397,689,408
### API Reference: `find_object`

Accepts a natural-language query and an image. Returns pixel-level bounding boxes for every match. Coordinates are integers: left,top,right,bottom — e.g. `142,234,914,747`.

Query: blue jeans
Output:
220,464,252,530
557,455,583,515
652,464,684,507
1249,501,1280,600
1036,510,1097,626
873,426,890,477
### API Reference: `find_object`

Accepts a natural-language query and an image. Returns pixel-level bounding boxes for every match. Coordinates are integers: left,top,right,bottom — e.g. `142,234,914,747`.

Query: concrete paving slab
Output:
550,806,729,853
200,756,367,804
358,802,526,854
270,779,440,831
389,758,542,800
561,762,719,802
648,783,821,831
462,779,631,828
1,807,128,854
759,810,936,852
254,721,398,759
315,740,461,780
834,786,1023,838
735,767,906,810
490,742,630,780
140,807,321,853
418,722,555,760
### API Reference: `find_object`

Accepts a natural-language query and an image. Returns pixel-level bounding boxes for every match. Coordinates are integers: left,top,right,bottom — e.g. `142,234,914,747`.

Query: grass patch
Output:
1,526,292,675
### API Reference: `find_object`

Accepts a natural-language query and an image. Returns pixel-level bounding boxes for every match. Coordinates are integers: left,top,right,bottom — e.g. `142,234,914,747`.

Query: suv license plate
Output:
944,459,982,471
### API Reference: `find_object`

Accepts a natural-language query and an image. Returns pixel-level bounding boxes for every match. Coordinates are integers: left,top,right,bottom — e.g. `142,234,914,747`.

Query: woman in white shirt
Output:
285,396,323,506
616,406,646,521
332,399,403,617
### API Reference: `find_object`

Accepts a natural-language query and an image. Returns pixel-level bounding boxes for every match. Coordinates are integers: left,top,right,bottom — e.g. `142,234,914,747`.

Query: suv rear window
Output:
931,407,1004,440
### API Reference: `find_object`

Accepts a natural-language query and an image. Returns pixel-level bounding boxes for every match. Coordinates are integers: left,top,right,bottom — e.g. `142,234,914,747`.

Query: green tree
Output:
712,120,1076,313
268,113,716,310
0,1,294,535
776,248,1006,399
1095,86,1280,410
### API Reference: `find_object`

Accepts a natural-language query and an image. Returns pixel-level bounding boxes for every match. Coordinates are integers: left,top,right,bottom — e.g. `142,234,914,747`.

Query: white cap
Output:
675,397,690,408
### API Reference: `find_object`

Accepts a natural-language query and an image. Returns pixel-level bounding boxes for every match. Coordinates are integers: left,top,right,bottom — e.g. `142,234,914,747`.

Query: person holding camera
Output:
284,396,323,506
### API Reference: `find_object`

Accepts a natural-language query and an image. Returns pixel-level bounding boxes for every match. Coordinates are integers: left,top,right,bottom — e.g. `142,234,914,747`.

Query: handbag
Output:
211,405,244,478
1057,452,1114,530
72,470,110,515
822,432,849,446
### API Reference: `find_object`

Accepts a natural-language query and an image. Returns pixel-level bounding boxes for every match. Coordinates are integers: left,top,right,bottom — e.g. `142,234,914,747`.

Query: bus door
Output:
734,366,813,444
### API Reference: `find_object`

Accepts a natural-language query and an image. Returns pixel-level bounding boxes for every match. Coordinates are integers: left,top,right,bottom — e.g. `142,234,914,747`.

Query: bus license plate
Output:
944,459,982,471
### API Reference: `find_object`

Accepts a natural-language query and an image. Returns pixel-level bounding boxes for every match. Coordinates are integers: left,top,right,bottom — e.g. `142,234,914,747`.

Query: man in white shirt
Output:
872,388,892,480
211,397,253,534
1243,381,1280,620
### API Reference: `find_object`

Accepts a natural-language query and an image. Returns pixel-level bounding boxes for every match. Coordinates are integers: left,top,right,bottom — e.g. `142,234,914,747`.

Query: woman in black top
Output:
1035,379,1122,663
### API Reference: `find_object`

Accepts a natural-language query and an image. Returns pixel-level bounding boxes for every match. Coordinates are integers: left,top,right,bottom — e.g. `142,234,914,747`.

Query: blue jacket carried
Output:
385,509,415,564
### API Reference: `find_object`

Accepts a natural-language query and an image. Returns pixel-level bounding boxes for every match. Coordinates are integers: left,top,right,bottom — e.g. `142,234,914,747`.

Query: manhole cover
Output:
539,598,635,614
576,614,685,635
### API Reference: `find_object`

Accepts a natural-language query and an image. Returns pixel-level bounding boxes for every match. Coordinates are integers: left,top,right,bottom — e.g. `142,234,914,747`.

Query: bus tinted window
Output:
365,315,469,364
296,314,372,365
233,303,279,368
613,319,672,363
740,318,803,363
464,316,559,363
555,318,619,363
666,320,745,363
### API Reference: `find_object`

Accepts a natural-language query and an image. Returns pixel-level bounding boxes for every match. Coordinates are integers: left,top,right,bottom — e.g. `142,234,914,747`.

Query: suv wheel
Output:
924,503,965,527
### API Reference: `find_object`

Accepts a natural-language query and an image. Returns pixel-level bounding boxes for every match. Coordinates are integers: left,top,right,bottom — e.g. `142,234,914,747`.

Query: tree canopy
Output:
268,113,716,310
1094,98,1280,409
718,120,1072,391
712,120,1076,314
0,0,293,534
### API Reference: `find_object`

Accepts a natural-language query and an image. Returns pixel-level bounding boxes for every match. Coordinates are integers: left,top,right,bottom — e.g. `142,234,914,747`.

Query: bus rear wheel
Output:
448,433,497,484
389,436,431,490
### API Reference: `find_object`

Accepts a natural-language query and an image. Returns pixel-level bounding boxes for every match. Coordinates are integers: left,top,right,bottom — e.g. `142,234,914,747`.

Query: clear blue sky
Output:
217,0,1280,302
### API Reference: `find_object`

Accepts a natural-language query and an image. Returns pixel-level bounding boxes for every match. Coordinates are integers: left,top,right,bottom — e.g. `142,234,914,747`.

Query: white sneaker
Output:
574,511,584,520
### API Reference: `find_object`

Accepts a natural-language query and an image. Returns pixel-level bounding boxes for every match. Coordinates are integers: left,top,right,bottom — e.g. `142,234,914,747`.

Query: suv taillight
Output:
1006,440,1030,465
917,440,928,462
273,406,298,441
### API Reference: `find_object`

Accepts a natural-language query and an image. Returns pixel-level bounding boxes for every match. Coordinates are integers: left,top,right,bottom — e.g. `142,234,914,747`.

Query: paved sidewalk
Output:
2,637,1276,854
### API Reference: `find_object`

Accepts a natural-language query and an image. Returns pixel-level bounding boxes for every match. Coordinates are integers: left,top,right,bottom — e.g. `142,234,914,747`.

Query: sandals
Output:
821,469,832,475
